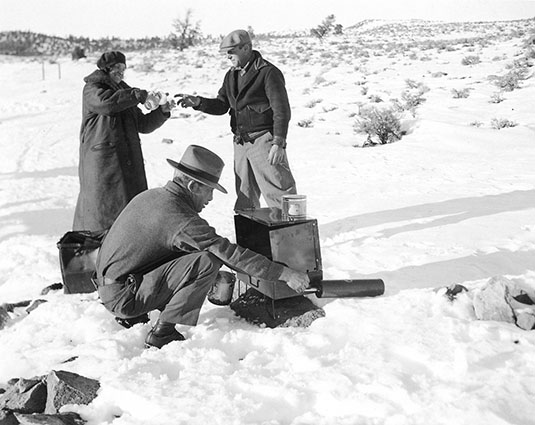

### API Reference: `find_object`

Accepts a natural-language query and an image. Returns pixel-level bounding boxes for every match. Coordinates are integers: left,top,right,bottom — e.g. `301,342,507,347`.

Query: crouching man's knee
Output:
195,251,223,278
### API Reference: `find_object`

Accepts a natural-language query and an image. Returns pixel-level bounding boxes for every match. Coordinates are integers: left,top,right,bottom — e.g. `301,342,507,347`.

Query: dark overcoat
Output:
73,69,168,232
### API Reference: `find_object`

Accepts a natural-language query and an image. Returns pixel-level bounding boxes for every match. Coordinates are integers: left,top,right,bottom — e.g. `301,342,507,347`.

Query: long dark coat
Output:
73,70,168,232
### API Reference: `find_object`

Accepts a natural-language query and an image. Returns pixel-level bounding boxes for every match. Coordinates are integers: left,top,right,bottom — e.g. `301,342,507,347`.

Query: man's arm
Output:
264,67,291,142
174,215,309,291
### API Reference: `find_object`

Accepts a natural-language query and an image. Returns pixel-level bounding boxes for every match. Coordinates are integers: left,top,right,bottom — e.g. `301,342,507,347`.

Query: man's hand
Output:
268,144,285,165
159,99,176,114
279,267,310,293
175,94,201,108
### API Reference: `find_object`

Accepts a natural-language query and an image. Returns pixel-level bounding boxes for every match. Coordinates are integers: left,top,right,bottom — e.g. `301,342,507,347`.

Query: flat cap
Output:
219,29,251,52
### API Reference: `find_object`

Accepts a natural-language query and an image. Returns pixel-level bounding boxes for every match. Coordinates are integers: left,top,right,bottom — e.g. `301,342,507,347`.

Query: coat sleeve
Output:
84,83,142,115
195,74,231,115
135,107,169,134
264,67,291,139
172,215,284,282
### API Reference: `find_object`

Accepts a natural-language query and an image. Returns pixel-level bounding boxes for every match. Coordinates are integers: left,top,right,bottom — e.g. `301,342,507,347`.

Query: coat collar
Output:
84,69,129,91
164,180,197,211
229,50,268,98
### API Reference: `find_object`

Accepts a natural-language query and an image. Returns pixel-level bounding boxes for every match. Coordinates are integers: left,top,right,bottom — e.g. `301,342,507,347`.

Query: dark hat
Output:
167,145,227,193
96,51,126,71
219,29,252,52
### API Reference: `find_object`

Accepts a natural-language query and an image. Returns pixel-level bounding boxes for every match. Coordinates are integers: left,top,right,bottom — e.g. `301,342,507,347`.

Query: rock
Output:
1,301,31,312
0,410,19,425
25,300,47,314
443,283,468,301
161,138,173,144
0,306,9,330
40,284,63,296
508,295,535,330
515,311,535,330
14,412,85,425
0,377,47,414
230,288,325,328
472,276,515,323
44,371,99,414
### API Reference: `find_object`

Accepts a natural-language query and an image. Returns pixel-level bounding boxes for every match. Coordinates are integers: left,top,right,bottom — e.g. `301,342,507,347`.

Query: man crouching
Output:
94,145,310,348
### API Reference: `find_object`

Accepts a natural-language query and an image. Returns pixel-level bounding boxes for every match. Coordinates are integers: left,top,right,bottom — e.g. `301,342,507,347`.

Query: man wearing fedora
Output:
177,29,297,212
94,145,310,349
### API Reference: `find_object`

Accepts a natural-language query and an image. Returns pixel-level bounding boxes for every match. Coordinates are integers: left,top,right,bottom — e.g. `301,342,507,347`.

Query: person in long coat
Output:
73,51,171,233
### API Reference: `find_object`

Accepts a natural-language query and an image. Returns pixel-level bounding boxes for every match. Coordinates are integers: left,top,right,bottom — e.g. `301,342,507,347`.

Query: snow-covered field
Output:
0,19,534,424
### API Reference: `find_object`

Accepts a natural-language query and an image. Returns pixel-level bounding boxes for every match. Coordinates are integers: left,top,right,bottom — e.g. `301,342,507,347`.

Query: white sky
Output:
1,0,535,39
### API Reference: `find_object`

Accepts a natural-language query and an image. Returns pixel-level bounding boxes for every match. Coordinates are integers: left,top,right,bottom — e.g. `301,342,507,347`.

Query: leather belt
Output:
233,130,270,145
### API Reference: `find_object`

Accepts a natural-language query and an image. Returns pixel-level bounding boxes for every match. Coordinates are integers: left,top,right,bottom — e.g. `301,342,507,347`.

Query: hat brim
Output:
219,45,239,53
167,159,227,194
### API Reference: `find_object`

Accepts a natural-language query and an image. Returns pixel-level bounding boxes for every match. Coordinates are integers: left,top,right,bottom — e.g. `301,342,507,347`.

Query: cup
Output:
282,194,307,220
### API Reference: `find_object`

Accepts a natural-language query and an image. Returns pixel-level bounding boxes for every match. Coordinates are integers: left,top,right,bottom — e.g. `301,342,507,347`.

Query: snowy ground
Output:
0,20,534,425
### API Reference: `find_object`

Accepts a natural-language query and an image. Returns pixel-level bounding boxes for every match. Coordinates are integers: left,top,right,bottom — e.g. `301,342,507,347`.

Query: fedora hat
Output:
167,145,227,193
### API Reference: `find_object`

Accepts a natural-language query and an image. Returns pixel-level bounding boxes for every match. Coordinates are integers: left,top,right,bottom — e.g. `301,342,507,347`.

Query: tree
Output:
310,14,341,40
170,9,202,51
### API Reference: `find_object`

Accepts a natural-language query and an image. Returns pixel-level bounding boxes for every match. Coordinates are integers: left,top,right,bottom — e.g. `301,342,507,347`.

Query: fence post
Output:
58,63,61,80
42,61,45,80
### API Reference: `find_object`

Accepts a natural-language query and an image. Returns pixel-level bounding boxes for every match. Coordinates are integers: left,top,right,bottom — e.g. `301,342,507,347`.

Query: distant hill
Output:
1,17,534,57
0,31,182,57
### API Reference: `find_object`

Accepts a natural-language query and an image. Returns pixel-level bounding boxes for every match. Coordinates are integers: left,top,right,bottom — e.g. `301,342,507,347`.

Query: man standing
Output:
94,145,309,349
178,29,297,211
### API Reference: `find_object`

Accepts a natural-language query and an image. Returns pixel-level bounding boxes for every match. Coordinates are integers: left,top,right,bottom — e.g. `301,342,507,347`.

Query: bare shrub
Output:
402,90,426,108
491,60,531,91
451,88,471,98
489,92,505,103
461,55,481,65
491,118,518,129
305,99,323,108
297,118,314,128
354,106,403,145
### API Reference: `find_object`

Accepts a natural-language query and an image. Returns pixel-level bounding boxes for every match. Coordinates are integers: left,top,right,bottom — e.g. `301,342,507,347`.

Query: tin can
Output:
282,194,307,220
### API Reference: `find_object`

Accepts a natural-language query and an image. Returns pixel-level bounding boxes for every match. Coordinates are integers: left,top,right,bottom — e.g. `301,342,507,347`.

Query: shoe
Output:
115,314,150,329
145,321,185,349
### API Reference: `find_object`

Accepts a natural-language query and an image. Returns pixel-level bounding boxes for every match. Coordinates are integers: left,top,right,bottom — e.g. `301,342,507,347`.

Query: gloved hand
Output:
134,88,149,104
175,93,201,108
279,267,310,293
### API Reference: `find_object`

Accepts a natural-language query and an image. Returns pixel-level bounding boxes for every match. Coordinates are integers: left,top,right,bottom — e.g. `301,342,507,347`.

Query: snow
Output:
1,20,535,425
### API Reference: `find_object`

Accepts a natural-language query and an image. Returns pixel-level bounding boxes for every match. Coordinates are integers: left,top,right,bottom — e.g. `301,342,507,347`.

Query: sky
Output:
1,0,535,39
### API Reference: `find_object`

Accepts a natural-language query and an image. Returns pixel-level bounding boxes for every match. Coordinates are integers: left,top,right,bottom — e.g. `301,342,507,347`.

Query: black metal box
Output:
234,208,322,299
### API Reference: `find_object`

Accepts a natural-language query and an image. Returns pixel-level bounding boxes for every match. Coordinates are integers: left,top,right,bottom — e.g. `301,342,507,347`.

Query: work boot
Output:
145,321,185,349
115,314,150,329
